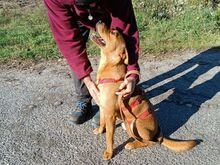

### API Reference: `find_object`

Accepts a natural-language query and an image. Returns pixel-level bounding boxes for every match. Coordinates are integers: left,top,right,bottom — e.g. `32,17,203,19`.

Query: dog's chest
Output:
98,84,120,107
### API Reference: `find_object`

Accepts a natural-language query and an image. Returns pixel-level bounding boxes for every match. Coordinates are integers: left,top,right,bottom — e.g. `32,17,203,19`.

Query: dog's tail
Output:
159,137,198,152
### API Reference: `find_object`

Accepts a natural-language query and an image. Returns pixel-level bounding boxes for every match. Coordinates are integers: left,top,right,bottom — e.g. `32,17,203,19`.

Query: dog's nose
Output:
95,20,102,31
96,20,102,25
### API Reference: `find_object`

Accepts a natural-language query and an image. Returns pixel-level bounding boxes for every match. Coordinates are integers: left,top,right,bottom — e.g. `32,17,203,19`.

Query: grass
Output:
0,3,220,61
138,7,220,53
0,7,59,61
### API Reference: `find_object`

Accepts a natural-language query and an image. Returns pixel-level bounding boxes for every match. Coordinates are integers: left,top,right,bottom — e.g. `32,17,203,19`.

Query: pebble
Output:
27,104,37,109
141,84,150,89
37,96,45,101
165,97,172,102
186,103,193,107
179,101,184,105
68,94,73,97
54,101,64,106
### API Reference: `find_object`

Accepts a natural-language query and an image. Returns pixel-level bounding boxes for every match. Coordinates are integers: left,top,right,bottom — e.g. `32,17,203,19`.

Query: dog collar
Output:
97,78,124,85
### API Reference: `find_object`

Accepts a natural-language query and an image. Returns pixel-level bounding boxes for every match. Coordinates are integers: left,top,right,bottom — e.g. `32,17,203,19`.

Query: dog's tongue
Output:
91,34,106,46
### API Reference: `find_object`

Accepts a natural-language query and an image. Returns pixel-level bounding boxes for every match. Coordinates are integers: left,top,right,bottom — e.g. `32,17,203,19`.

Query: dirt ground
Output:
0,48,220,164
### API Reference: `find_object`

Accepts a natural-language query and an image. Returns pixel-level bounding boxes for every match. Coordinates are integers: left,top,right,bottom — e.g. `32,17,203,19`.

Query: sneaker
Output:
71,101,92,124
92,109,100,128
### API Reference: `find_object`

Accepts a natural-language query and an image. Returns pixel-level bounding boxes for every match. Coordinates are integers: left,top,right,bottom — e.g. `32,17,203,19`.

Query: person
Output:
44,0,140,125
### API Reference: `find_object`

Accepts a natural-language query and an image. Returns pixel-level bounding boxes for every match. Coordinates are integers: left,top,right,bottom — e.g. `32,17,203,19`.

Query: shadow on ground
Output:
139,47,220,136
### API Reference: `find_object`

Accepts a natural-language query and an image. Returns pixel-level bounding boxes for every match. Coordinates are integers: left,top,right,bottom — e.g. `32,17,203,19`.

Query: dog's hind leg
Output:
125,124,156,150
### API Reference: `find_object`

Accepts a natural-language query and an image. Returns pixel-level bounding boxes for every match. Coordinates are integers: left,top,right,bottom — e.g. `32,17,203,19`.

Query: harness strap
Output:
97,78,124,85
121,96,142,112
137,111,151,120
125,110,151,126
97,70,139,85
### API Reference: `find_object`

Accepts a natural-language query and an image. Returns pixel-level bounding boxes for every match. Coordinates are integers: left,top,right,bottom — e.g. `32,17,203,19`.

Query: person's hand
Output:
83,76,100,105
115,77,136,99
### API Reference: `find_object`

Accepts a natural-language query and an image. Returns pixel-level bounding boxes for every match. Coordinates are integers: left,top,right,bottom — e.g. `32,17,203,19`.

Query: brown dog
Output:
91,22,197,160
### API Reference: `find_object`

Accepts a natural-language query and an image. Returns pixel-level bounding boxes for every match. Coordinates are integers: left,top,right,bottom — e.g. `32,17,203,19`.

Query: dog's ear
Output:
120,48,129,65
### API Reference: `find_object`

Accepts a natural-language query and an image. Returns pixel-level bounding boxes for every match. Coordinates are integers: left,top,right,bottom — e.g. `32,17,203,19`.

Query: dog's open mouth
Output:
90,34,106,46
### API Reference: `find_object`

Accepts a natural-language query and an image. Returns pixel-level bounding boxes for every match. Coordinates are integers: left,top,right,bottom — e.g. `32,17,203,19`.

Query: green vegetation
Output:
134,0,220,53
0,7,59,61
0,0,220,61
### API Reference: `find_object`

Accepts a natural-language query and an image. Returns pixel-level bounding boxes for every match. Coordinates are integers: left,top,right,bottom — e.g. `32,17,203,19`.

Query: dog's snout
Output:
95,20,103,30
97,20,102,25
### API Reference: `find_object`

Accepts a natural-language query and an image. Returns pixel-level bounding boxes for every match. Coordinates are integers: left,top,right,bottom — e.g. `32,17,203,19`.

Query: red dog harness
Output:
97,77,152,143
97,78,151,123
97,78,124,85
120,96,152,125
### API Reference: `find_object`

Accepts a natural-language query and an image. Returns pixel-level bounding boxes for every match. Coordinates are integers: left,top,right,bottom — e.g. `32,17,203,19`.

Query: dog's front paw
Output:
103,150,113,160
93,127,104,135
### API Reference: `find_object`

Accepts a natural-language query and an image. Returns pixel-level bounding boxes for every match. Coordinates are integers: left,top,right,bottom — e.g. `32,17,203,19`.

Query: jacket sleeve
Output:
44,0,93,79
110,0,140,72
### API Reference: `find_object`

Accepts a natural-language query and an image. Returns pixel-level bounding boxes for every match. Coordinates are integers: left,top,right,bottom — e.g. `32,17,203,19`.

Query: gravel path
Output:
0,48,220,165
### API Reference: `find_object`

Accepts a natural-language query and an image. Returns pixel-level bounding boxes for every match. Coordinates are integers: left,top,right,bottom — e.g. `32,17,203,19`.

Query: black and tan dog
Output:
91,22,197,160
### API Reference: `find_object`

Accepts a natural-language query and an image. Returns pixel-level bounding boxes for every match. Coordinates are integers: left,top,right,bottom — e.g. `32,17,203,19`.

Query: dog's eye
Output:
110,30,118,36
